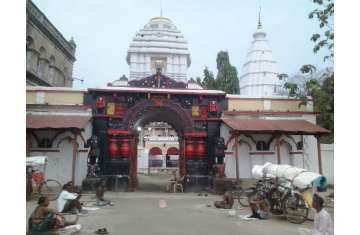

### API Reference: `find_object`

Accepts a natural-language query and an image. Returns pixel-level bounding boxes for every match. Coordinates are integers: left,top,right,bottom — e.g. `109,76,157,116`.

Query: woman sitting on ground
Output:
29,196,78,234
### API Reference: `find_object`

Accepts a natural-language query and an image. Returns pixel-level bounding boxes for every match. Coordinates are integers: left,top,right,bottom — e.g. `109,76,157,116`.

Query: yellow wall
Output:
271,100,306,111
228,99,263,111
227,98,306,112
26,90,84,105
45,92,83,105
26,92,37,104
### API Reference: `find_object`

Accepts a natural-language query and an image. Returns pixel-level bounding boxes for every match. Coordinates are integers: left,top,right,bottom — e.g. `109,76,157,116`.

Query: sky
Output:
32,0,332,89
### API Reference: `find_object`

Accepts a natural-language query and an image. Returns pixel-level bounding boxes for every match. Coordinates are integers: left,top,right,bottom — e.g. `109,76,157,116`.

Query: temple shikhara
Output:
26,10,330,192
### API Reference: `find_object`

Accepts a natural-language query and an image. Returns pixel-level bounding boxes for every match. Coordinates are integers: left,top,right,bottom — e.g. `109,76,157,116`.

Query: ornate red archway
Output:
166,147,179,155
149,147,162,156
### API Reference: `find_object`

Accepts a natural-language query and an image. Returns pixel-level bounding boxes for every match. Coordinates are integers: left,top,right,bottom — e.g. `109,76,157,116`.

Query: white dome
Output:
126,16,191,82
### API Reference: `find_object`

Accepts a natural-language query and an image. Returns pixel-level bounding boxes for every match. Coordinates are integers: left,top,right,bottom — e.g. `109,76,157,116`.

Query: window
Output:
150,24,159,28
256,141,269,151
297,141,303,150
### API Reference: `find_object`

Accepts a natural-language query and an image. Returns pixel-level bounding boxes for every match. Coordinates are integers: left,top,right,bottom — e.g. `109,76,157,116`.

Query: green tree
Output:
309,0,334,62
201,67,216,90
215,51,240,94
279,0,334,143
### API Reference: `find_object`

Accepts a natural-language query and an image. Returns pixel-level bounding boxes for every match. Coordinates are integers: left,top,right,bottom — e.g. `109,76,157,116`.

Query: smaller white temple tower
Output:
239,9,282,96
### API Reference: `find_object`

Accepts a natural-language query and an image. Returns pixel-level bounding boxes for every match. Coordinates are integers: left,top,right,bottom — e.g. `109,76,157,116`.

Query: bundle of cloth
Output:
26,156,48,167
251,162,327,190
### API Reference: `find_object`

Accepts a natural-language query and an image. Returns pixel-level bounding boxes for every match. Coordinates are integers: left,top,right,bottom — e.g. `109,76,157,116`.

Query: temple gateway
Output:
26,14,329,192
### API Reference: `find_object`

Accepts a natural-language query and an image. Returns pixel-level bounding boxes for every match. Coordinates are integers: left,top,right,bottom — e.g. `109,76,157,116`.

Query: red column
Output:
179,137,186,177
129,136,137,192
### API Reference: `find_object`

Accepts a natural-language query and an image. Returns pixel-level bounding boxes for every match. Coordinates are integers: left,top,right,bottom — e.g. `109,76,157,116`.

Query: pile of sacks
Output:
251,162,327,190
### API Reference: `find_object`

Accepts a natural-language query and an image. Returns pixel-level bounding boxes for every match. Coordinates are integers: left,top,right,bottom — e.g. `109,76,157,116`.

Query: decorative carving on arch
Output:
122,99,194,135
128,73,187,89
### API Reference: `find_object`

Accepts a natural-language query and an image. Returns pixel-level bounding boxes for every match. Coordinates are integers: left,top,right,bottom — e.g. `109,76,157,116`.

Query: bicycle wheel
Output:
237,188,256,207
283,194,309,224
39,179,62,201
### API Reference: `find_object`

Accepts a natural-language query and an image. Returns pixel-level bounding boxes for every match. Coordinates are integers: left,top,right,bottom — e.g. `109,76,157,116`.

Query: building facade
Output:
26,87,92,186
127,16,191,82
26,0,76,87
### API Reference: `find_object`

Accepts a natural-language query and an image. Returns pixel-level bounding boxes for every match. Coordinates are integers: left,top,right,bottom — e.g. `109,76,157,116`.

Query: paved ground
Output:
26,191,321,235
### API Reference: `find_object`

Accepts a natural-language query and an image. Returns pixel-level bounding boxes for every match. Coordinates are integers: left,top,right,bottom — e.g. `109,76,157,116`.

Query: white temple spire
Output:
257,6,262,29
160,0,163,16
239,9,282,97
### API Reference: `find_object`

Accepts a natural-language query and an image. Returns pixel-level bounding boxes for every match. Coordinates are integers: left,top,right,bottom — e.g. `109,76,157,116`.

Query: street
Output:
26,192,319,235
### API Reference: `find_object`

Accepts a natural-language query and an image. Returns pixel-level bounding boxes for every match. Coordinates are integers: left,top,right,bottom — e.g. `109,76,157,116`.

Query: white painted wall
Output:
29,123,91,186
321,144,334,185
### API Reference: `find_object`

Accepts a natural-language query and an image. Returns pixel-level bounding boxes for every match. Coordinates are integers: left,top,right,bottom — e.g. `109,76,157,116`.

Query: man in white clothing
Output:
57,182,83,214
311,194,334,235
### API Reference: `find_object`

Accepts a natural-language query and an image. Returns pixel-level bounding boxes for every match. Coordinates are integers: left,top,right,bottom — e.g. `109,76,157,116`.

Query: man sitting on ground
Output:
248,191,271,219
311,194,333,235
57,182,86,215
29,196,79,234
96,178,113,206
214,191,234,209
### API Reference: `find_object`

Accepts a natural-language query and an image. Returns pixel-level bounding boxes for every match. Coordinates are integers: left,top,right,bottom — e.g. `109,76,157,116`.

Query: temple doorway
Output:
136,121,180,191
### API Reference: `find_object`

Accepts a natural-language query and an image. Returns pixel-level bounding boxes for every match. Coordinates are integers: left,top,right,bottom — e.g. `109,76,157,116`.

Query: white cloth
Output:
312,209,334,235
57,190,78,212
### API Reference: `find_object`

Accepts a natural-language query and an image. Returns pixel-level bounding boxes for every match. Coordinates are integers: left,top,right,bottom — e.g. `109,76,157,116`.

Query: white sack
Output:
252,162,326,189
26,156,48,166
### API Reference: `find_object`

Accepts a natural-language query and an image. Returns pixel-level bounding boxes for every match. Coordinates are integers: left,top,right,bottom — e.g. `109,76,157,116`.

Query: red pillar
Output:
130,136,137,192
179,137,186,177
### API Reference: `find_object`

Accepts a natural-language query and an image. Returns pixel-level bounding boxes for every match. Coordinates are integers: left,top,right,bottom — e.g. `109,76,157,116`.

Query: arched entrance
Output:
122,99,194,191
85,72,226,192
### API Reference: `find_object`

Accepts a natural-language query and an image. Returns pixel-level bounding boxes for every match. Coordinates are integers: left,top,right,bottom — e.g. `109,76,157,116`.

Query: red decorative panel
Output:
119,139,130,158
184,131,208,138
200,106,208,118
108,138,118,159
96,97,106,109
115,103,124,116
209,100,218,112
196,140,206,158
107,129,131,136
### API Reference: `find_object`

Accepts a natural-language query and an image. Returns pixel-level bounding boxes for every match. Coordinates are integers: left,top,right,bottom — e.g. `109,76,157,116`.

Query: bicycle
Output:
26,156,62,201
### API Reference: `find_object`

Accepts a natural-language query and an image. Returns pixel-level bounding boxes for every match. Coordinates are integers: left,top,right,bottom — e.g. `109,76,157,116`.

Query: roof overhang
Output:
26,113,91,129
222,118,330,136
